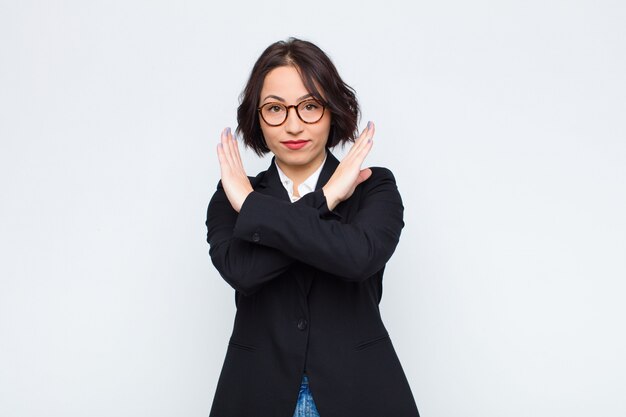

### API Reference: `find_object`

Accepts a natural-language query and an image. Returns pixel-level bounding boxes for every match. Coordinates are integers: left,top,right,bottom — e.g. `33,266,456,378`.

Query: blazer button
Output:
252,232,260,242
297,318,308,331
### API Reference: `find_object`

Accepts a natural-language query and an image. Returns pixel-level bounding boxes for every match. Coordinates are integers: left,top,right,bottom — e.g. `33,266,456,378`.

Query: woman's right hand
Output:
216,127,254,213
322,121,375,211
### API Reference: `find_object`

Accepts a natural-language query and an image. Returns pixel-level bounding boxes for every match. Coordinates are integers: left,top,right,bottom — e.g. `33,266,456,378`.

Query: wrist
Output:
322,186,339,211
235,189,253,213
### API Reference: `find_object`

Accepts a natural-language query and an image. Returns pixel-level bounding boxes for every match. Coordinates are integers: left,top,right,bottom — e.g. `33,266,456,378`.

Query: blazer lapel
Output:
255,156,291,201
304,152,340,296
256,152,340,199
315,151,340,191
255,152,340,298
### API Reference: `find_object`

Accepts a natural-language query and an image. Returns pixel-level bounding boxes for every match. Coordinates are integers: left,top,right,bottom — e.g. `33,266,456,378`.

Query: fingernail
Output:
226,127,231,135
367,121,372,130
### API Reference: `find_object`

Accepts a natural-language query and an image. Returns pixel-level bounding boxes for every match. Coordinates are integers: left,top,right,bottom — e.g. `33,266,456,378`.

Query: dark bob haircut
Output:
236,37,360,156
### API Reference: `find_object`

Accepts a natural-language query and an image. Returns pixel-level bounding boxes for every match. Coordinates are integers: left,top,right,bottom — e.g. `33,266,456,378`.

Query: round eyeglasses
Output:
258,99,326,126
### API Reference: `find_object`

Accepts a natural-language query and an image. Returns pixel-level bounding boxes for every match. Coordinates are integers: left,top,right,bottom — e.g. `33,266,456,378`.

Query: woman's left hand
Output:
322,121,375,210
216,127,253,213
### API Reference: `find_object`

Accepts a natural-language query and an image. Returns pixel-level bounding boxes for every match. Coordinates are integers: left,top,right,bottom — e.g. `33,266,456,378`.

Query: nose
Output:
284,106,304,135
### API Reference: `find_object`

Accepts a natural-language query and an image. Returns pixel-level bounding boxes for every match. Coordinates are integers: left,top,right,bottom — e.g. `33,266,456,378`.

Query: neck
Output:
275,151,326,188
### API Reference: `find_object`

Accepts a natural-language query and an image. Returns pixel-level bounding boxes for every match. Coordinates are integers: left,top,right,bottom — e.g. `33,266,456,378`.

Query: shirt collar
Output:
275,153,327,202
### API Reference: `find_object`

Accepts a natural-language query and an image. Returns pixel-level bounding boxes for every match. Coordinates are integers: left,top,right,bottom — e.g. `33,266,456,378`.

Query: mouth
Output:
281,140,310,150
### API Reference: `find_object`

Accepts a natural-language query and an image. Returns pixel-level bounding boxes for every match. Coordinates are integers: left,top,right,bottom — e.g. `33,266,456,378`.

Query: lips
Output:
282,140,309,150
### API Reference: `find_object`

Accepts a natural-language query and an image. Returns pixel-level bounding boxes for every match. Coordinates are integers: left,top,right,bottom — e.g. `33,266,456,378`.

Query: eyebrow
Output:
261,93,314,103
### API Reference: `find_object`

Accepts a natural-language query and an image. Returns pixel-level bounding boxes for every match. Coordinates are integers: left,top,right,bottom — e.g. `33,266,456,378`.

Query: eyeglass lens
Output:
260,100,324,125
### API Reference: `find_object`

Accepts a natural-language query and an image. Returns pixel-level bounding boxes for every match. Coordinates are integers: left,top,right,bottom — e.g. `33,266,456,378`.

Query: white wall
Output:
1,1,624,416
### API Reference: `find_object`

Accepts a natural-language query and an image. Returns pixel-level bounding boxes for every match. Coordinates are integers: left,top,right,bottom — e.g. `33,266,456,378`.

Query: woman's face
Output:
258,65,332,175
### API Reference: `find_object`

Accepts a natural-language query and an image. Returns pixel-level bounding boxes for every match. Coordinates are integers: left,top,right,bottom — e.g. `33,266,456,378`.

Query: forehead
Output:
260,65,324,102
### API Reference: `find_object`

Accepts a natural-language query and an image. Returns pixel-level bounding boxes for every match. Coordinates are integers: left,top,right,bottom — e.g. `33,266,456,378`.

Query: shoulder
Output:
361,166,399,191
368,166,397,182
352,166,402,203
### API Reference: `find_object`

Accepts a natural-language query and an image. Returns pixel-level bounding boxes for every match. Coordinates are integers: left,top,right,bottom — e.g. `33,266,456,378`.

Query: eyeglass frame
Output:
257,99,327,127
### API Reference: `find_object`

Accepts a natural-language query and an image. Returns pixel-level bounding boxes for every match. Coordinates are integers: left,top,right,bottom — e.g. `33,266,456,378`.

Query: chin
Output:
273,147,326,168
282,155,312,167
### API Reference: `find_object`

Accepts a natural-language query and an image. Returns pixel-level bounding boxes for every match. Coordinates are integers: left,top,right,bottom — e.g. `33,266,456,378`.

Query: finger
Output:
360,121,375,143
358,121,375,148
352,122,370,149
217,143,229,176
229,130,244,170
367,121,375,140
221,130,240,177
353,140,374,167
228,129,245,171
220,127,236,166
351,132,374,168
348,121,375,157
345,126,374,167
357,123,370,140
355,168,373,186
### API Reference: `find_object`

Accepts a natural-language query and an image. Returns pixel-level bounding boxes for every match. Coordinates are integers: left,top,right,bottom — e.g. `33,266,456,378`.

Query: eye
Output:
301,101,321,111
267,104,284,113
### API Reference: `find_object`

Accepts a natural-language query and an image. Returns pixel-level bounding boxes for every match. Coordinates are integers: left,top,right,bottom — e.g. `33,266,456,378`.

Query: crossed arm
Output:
216,123,375,213
206,123,404,296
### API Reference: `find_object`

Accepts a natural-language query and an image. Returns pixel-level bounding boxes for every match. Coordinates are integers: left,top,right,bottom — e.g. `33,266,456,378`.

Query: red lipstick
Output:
282,140,309,150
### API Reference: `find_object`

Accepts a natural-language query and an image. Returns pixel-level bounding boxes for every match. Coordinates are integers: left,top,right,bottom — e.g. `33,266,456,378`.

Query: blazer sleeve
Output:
232,167,405,282
206,181,295,296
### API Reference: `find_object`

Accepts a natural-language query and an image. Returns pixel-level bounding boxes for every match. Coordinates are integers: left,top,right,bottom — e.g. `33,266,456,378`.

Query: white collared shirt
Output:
275,154,327,203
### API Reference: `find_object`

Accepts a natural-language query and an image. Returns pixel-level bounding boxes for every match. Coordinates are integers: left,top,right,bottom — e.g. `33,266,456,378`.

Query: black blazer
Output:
206,152,420,417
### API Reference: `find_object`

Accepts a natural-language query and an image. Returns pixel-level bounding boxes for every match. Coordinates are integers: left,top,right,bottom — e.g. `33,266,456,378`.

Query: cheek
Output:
261,127,282,150
316,120,332,142
259,128,267,144
259,125,273,141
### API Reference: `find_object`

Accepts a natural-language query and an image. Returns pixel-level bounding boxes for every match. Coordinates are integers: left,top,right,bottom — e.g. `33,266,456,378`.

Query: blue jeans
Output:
292,374,320,417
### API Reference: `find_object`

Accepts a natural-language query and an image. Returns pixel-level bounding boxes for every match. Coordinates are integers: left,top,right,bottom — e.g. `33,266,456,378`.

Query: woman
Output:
206,37,420,417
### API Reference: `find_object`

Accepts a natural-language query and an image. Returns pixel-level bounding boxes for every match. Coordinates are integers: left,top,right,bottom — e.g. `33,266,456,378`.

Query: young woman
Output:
206,37,420,417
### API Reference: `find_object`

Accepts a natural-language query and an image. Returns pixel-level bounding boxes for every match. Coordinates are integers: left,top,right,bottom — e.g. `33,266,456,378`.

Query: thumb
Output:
355,168,372,186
